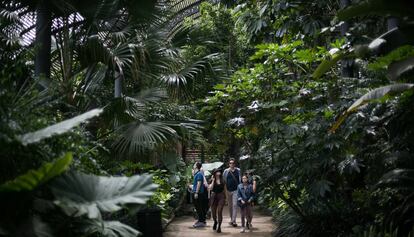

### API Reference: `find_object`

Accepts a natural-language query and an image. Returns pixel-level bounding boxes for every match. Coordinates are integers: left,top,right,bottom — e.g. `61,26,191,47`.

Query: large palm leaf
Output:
313,0,414,80
17,108,103,145
0,153,72,192
79,219,140,237
113,121,179,155
337,0,414,20
101,88,167,128
50,171,158,219
330,83,414,132
378,169,414,235
113,120,202,156
161,53,221,98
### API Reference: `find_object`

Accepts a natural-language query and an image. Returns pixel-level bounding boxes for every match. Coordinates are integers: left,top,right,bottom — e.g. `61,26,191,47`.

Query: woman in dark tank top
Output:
209,168,227,233
212,180,225,193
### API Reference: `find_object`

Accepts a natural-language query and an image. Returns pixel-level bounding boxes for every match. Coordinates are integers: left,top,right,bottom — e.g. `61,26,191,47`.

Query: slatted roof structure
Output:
168,0,221,37
0,2,84,47
1,1,221,48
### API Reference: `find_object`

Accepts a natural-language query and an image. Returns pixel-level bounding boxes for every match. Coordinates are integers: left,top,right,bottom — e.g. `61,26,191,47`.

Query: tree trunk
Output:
340,0,354,78
339,0,350,36
34,1,52,81
114,71,123,98
200,146,205,163
228,136,240,161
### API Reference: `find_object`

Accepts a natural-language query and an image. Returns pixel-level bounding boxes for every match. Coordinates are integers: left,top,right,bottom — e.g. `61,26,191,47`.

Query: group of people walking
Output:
191,158,257,233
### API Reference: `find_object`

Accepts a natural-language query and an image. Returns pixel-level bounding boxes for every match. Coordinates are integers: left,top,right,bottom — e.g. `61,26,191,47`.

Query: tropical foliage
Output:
2,0,414,236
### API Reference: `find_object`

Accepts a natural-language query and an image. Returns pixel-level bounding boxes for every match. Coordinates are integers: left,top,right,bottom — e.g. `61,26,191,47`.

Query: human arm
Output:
237,185,243,202
194,180,202,199
237,187,245,204
194,173,203,199
248,185,254,203
223,169,228,184
252,178,257,193
209,176,215,190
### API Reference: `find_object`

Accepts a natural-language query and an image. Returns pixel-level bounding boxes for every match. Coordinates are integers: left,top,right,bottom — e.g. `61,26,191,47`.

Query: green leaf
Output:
80,219,140,237
17,109,103,145
368,45,414,71
0,153,73,192
312,51,347,79
0,227,7,235
51,172,158,219
213,84,226,90
347,84,414,113
0,215,54,237
113,121,179,155
312,180,333,197
387,57,414,80
378,169,414,191
358,26,414,57
331,84,414,132
315,26,414,79
160,152,180,172
337,0,414,20
366,27,411,55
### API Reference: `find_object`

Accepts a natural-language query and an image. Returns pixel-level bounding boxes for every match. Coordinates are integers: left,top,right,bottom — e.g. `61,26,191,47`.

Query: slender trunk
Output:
200,146,205,163
340,0,354,78
34,1,52,81
229,136,240,160
114,71,123,98
181,143,187,162
339,0,350,36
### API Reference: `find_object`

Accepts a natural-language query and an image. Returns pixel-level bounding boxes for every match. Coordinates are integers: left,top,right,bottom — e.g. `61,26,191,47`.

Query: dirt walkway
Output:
164,205,275,237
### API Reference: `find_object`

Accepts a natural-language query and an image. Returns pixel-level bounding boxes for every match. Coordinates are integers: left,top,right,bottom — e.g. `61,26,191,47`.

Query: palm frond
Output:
330,83,414,132
388,56,414,80
102,88,167,128
80,36,134,71
113,121,179,156
17,108,103,145
161,53,221,98
378,169,414,191
337,0,414,20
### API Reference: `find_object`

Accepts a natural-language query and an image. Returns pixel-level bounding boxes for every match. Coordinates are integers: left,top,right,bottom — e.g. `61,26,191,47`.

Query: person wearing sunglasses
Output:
223,158,241,227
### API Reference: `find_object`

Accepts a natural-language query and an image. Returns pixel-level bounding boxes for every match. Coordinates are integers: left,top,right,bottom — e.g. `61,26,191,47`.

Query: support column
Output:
340,0,354,78
34,1,52,81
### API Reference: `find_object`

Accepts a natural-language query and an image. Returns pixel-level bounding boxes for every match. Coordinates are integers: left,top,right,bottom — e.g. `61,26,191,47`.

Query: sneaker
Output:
193,222,206,228
199,222,206,227
240,227,246,233
232,222,238,227
246,222,249,230
192,221,200,228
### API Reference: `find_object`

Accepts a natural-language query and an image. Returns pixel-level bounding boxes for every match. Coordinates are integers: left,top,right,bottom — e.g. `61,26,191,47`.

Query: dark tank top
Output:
212,181,225,193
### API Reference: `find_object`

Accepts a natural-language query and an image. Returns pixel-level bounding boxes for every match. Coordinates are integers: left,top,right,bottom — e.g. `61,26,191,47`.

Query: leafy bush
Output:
0,154,158,237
